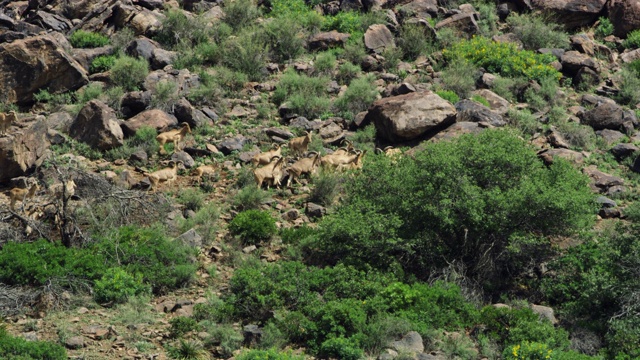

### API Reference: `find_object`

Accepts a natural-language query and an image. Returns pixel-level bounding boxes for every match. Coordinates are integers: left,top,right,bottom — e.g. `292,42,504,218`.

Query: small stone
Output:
65,336,85,349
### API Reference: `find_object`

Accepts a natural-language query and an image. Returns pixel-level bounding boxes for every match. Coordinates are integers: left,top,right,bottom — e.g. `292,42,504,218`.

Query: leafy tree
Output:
312,130,596,287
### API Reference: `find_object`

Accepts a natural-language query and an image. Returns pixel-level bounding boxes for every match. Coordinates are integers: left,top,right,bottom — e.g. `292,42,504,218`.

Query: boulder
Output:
121,109,178,137
307,202,326,218
472,89,510,115
531,0,606,29
69,100,124,150
112,3,165,37
583,165,624,192
398,0,438,19
596,129,626,146
171,151,195,168
366,91,457,142
431,121,484,142
530,304,558,325
173,98,212,128
26,11,72,32
176,228,203,248
144,68,201,96
0,119,51,183
125,36,176,70
435,13,479,34
390,331,424,355
307,31,351,51
608,0,640,38
120,90,152,118
364,24,395,53
620,48,640,64
538,148,585,165
455,99,506,127
610,143,639,160
72,45,115,73
0,34,88,105
580,102,633,134
560,51,599,75
218,135,249,155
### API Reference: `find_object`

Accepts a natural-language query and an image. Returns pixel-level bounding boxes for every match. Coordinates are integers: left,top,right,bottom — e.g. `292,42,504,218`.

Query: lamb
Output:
145,161,182,192
254,156,286,188
286,152,321,187
0,111,16,136
8,179,39,212
48,180,77,201
288,131,312,157
251,143,284,166
156,123,192,154
193,164,216,178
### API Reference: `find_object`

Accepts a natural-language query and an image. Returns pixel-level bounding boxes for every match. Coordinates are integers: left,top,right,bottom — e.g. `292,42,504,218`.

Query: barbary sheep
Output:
145,161,182,192
320,149,360,170
286,152,321,187
252,143,284,166
254,156,286,188
0,111,16,136
157,123,192,154
8,179,39,212
288,131,312,157
48,180,77,201
339,149,366,170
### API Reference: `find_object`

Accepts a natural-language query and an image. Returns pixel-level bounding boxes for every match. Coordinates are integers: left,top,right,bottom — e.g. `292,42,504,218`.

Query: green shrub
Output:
554,121,596,150
268,0,323,32
76,82,104,104
233,185,269,210
273,69,330,118
90,55,117,73
318,337,363,360
261,17,305,63
623,29,640,49
313,130,596,286
398,23,437,61
280,225,317,244
229,210,277,245
440,58,479,98
221,31,269,81
337,62,361,85
341,38,367,65
309,171,340,207
334,75,378,117
0,326,67,360
314,52,336,75
155,8,211,48
169,316,199,338
177,188,205,212
165,339,208,360
616,68,640,106
204,323,243,358
506,108,539,136
444,36,561,82
223,0,261,31
595,17,614,39
471,94,490,107
0,240,104,286
436,90,460,104
110,56,149,91
94,225,197,294
506,13,570,50
150,79,179,111
480,305,570,350
69,30,109,48
94,267,150,304
236,348,306,360
504,341,552,360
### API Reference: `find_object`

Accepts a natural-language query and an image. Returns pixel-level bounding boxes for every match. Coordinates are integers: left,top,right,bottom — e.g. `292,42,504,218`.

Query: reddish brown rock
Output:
121,109,178,137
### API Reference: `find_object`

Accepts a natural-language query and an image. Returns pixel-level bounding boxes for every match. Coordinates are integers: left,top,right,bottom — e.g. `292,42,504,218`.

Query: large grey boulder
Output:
366,91,457,143
579,102,634,134
307,31,351,51
0,119,51,183
390,331,424,355
0,34,88,105
531,0,606,29
455,100,506,127
121,109,178,137
364,24,395,53
608,0,640,38
69,100,124,150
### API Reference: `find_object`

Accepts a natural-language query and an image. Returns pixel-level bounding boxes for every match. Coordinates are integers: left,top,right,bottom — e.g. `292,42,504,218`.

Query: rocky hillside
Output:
2,0,640,359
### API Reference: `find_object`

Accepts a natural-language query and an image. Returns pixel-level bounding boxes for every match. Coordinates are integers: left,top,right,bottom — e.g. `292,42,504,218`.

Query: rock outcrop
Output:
0,119,51,183
69,100,124,150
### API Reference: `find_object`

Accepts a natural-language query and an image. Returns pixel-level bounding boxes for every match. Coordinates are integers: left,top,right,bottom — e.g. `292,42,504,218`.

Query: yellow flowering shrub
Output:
504,342,552,360
443,36,561,83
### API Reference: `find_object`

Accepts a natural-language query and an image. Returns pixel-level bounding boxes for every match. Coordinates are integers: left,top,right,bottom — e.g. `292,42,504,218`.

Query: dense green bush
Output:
273,69,330,118
110,56,149,91
236,348,306,360
595,17,614,39
504,342,552,360
169,316,199,338
506,14,570,50
444,36,561,82
90,55,117,73
398,23,437,61
223,0,261,31
440,58,480,98
155,8,211,48
313,130,595,287
334,75,378,117
228,210,277,244
221,31,269,81
623,29,640,49
94,225,197,294
318,336,363,360
93,267,150,304
615,68,640,106
436,90,460,104
0,239,104,286
261,17,305,63
0,326,67,360
69,30,109,48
